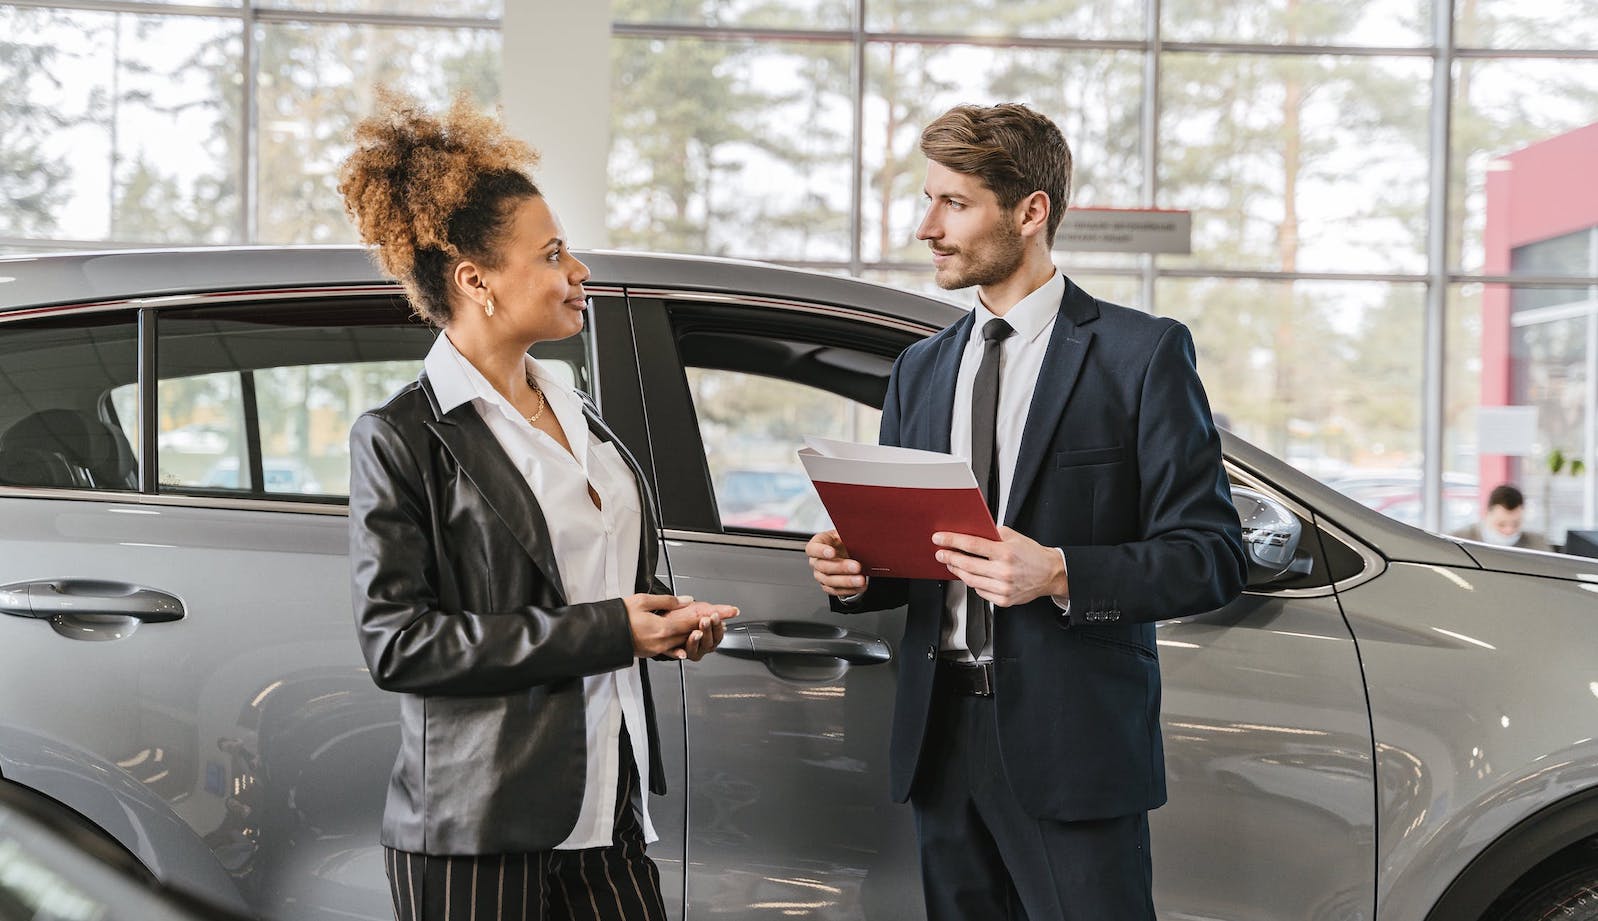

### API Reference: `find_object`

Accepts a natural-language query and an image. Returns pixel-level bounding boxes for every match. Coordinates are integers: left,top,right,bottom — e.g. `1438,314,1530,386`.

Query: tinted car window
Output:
1315,523,1371,585
686,366,880,533
630,295,921,533
630,295,924,531
152,297,591,500
0,312,140,493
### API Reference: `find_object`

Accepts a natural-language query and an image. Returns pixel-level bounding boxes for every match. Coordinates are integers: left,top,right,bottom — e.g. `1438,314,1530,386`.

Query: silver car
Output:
2,248,1597,921
0,775,255,921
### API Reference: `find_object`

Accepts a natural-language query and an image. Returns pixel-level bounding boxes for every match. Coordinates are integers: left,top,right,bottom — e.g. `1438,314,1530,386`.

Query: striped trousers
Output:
384,739,667,921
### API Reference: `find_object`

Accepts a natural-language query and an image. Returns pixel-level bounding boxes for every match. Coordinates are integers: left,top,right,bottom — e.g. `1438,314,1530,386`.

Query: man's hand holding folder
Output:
798,436,1000,583
801,436,1071,607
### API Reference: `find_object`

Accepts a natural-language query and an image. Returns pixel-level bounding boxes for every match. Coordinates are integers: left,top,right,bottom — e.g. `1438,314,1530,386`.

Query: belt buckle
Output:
940,659,993,697
969,661,993,697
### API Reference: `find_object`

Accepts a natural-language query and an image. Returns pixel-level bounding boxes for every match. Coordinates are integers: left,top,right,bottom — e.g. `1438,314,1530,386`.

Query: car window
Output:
686,366,881,533
0,312,141,493
647,298,912,535
144,297,591,501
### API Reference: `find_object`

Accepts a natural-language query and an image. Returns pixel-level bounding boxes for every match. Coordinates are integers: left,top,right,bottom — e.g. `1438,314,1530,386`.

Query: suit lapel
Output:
923,312,974,454
420,373,568,604
1004,280,1099,527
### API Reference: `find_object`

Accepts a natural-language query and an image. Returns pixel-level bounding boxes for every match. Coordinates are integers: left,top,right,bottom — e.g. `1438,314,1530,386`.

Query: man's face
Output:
1484,503,1524,537
914,160,1025,290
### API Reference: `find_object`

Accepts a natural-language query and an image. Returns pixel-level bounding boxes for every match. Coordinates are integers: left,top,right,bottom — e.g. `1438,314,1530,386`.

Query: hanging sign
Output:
1056,207,1192,254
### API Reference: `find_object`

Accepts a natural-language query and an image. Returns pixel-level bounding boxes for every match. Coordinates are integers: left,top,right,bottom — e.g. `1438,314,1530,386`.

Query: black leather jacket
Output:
348,373,669,855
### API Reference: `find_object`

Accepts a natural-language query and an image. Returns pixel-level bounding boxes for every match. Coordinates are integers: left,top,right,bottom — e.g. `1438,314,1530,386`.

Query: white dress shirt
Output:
424,332,657,849
943,271,1072,662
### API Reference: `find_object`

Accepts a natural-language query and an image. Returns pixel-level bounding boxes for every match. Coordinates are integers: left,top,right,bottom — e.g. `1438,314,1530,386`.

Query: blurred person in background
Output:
1452,483,1552,551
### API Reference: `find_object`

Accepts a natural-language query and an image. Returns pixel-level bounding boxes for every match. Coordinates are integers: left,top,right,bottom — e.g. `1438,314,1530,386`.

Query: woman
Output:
341,91,736,921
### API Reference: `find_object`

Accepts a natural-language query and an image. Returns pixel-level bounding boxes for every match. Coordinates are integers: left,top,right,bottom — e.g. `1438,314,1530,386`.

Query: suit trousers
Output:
384,727,667,921
911,665,1156,921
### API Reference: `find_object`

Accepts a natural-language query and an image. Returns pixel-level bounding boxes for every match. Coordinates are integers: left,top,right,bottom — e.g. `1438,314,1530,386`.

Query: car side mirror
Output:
1231,487,1314,587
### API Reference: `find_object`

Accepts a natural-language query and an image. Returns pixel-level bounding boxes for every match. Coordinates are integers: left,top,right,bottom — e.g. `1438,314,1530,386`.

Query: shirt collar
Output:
971,270,1064,346
423,330,561,416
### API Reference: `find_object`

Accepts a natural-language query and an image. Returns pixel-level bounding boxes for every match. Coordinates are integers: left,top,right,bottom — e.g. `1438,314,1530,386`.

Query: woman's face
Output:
476,196,590,343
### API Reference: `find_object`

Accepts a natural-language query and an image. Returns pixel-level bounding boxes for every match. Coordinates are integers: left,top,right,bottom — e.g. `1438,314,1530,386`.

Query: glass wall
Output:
0,2,499,252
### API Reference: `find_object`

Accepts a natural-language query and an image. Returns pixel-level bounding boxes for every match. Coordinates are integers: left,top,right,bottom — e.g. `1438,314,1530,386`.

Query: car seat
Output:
0,409,139,490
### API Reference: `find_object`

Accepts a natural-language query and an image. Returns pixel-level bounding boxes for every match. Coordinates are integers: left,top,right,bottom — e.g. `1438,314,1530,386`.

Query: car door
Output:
619,292,926,921
1151,464,1380,921
0,289,687,921
619,286,1382,921
0,307,255,909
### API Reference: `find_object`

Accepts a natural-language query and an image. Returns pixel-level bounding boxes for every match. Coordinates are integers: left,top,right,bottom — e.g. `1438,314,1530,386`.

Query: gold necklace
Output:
524,374,547,424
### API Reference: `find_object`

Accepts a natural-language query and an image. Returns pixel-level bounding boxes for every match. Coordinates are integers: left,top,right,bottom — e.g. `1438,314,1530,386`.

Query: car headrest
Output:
0,409,138,490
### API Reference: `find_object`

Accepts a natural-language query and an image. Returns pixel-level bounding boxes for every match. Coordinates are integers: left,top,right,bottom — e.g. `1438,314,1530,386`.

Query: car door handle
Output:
0,580,185,623
717,621,892,666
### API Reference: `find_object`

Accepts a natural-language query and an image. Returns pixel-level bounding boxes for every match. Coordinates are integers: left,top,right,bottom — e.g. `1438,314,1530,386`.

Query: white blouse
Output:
424,332,656,849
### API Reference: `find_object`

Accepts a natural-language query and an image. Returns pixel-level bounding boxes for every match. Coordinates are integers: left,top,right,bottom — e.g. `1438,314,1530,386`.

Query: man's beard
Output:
933,221,1026,290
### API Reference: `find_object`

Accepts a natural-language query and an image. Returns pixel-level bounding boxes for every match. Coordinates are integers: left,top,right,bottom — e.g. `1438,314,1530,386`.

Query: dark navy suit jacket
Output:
837,276,1247,821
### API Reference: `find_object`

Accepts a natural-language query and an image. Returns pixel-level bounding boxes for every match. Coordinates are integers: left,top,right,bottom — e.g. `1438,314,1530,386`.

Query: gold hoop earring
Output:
484,295,495,318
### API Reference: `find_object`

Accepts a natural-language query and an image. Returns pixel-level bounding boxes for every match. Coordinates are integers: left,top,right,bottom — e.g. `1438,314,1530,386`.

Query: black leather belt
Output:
936,659,993,697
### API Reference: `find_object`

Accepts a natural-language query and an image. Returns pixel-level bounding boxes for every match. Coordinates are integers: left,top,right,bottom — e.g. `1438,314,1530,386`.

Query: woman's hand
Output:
625,594,739,660
674,601,735,661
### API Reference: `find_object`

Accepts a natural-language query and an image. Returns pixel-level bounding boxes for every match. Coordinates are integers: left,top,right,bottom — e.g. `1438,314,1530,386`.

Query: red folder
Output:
799,437,1001,581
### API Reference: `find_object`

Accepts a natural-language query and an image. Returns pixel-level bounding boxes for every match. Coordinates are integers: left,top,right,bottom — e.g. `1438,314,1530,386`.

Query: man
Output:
806,104,1247,920
1452,483,1552,551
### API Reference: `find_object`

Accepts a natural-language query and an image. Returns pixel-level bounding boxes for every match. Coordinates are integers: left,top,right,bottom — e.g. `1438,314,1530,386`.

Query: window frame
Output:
0,305,142,495
628,288,927,540
0,285,618,514
152,294,443,504
0,283,1382,599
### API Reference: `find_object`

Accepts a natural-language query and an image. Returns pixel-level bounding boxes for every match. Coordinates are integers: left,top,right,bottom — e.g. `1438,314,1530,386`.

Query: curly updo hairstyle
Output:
338,89,541,326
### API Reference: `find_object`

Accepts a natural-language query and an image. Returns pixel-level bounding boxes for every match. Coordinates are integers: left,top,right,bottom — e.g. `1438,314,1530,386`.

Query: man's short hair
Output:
919,104,1073,246
1488,484,1525,511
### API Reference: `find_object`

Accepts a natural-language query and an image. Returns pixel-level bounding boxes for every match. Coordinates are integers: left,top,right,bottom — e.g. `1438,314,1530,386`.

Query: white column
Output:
501,0,613,248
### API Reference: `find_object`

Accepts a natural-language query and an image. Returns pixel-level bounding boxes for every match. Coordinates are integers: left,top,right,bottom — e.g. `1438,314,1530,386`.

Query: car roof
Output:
0,246,963,330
